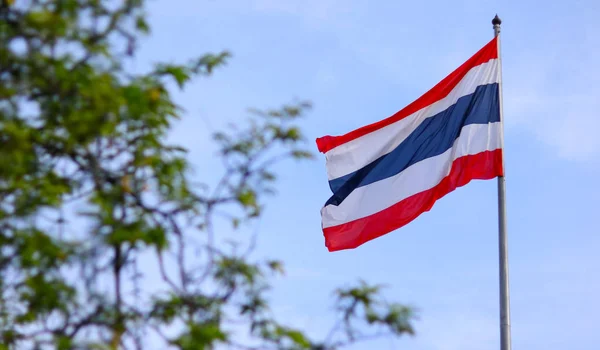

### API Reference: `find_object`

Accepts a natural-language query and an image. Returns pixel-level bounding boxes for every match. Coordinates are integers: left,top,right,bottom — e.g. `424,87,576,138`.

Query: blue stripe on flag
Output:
326,83,500,206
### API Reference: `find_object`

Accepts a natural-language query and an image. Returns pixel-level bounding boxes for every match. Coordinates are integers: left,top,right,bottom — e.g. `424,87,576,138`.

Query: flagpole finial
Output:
492,14,502,26
492,14,502,37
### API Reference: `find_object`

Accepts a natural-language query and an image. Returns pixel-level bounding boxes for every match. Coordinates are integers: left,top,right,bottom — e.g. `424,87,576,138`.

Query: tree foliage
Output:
0,1,416,349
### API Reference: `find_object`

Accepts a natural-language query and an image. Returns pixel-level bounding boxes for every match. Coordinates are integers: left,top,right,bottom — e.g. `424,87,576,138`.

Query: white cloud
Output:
504,58,600,163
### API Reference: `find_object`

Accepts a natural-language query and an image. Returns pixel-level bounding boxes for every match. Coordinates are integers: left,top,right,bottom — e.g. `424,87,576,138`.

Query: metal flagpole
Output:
492,14,512,350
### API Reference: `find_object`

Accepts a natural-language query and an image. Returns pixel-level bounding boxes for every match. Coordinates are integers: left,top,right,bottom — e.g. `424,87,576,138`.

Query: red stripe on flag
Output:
316,37,499,154
323,149,504,252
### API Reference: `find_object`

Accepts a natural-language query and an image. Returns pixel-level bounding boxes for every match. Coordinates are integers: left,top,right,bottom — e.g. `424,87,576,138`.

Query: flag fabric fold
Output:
316,37,504,252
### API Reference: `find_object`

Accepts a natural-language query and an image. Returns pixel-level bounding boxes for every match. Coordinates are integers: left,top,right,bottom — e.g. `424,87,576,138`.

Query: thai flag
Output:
316,37,504,252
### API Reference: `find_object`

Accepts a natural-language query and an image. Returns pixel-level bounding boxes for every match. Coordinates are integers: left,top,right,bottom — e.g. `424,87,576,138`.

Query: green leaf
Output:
267,260,285,275
156,65,191,88
193,51,231,74
171,323,228,349
237,189,257,208
1,330,16,346
55,336,73,350
286,329,311,348
291,150,313,159
136,15,150,33
145,227,169,250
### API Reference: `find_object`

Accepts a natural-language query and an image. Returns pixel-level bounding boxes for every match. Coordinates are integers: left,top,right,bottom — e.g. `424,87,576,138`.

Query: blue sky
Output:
135,1,600,349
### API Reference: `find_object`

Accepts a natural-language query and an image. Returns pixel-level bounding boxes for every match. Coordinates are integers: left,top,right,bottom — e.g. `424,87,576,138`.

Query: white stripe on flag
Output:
325,59,500,181
321,121,502,228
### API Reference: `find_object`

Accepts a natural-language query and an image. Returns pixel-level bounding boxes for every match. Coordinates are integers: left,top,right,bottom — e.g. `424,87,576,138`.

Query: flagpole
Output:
493,14,512,350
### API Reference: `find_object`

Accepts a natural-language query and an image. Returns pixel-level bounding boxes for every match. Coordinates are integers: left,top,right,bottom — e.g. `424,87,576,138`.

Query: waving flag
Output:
316,37,504,252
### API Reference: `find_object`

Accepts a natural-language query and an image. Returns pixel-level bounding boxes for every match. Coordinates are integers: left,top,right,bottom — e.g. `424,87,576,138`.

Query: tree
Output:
0,1,416,349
